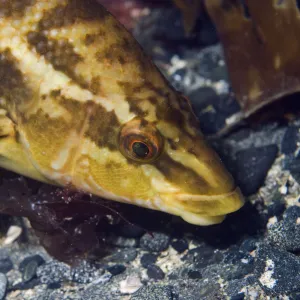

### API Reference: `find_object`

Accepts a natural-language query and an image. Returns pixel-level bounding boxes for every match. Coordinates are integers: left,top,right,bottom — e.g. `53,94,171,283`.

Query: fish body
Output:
0,0,244,226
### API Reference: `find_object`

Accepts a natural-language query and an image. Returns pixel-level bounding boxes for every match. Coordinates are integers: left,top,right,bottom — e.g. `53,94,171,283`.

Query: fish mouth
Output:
160,187,244,226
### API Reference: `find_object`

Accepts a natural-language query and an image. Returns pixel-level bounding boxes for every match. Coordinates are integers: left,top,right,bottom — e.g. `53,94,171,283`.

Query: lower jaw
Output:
160,187,244,226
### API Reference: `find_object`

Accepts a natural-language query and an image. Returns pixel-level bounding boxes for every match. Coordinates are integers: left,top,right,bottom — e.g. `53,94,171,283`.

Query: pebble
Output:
109,249,137,263
37,261,72,284
119,275,142,294
140,253,157,268
0,273,6,300
233,145,278,196
131,285,173,300
140,233,170,253
107,264,126,276
147,264,165,280
281,126,298,155
20,255,45,283
0,258,13,274
255,244,300,294
171,239,188,253
106,235,139,248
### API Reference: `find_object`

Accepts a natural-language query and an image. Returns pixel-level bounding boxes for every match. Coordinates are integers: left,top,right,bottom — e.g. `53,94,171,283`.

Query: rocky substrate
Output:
0,2,300,300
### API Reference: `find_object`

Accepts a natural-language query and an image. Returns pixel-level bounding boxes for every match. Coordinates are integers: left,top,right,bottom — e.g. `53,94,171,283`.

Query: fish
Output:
0,0,244,227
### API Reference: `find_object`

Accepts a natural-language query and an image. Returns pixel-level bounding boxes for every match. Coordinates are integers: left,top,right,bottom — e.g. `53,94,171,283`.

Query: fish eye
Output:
119,118,164,163
132,141,150,158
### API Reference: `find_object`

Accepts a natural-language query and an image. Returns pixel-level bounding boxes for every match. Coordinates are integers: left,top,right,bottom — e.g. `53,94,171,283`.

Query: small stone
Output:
140,233,170,252
110,249,137,263
147,264,165,280
19,255,45,283
281,126,298,155
71,261,104,284
255,244,300,294
184,246,219,268
239,239,257,253
47,282,61,289
119,275,142,294
37,261,72,284
230,293,245,300
187,269,202,279
4,225,22,245
19,255,45,272
0,258,13,274
107,264,126,276
0,273,7,300
171,239,188,253
140,253,157,268
233,145,278,196
131,285,173,300
117,224,145,238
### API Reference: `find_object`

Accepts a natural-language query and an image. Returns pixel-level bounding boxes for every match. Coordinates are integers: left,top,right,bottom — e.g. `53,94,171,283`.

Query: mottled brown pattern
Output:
153,153,208,195
0,49,33,109
0,0,35,17
27,31,87,88
85,103,120,150
38,0,108,30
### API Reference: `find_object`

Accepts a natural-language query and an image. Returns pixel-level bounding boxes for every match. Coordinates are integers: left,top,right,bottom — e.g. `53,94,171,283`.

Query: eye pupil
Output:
132,142,149,158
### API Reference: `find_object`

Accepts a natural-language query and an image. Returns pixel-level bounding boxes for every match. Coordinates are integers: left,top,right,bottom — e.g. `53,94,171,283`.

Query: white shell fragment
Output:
3,225,22,245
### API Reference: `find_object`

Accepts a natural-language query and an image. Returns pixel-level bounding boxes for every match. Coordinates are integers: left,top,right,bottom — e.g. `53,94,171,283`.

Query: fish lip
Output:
173,187,245,203
159,187,245,219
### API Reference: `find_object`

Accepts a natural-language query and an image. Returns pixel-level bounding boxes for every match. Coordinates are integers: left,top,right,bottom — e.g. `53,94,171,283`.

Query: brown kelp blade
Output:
206,0,300,120
173,0,203,35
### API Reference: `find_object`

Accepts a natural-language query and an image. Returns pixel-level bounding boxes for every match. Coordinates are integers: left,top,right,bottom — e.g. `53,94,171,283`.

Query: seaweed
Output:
206,0,300,123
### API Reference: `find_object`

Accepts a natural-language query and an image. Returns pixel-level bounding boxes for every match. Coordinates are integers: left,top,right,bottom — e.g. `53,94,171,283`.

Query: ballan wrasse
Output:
0,0,244,226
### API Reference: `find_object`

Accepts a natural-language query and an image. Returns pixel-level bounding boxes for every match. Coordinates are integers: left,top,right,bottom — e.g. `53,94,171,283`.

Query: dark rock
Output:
107,264,126,276
0,274,6,300
19,255,45,283
189,88,240,135
184,245,215,267
230,293,245,300
147,264,165,280
140,232,170,253
225,276,256,298
0,258,13,274
109,249,137,263
140,253,157,268
171,280,221,300
71,261,104,284
233,145,278,196
219,261,254,281
37,261,72,284
187,269,202,279
281,126,298,155
171,239,188,253
117,223,145,238
240,238,258,253
266,194,286,218
255,244,300,294
267,206,300,252
283,155,300,184
131,285,173,300
47,282,62,290
19,255,45,272
22,260,39,283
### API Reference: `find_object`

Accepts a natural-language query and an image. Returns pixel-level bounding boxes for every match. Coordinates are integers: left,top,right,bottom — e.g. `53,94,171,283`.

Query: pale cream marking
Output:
165,142,220,188
141,165,180,193
156,121,180,140
51,130,80,171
